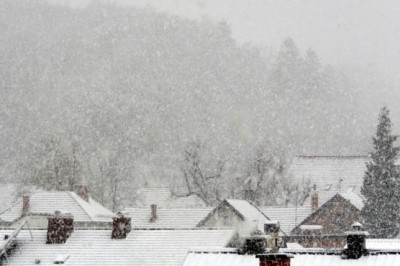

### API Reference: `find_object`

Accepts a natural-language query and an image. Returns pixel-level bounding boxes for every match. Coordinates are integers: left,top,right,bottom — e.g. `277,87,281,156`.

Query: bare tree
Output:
241,146,310,206
87,145,135,212
180,141,225,206
18,136,82,191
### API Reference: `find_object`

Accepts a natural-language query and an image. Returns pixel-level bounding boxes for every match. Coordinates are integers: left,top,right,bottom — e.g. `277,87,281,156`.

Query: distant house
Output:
196,199,312,239
289,156,370,209
0,188,114,228
197,199,270,240
288,192,364,248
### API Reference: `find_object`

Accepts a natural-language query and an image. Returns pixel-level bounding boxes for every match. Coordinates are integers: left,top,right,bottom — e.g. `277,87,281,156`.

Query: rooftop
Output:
124,208,213,229
0,191,114,224
259,207,311,235
0,228,235,266
290,156,371,208
182,250,400,266
339,192,364,211
225,199,267,224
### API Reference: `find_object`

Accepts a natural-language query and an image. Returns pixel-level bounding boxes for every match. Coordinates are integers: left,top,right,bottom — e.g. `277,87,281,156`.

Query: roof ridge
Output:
0,191,37,218
224,200,246,221
249,201,287,236
0,198,22,217
296,155,369,159
67,191,92,220
125,207,213,210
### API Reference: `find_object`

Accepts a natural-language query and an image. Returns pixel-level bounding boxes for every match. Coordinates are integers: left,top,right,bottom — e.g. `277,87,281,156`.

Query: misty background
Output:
1,0,399,209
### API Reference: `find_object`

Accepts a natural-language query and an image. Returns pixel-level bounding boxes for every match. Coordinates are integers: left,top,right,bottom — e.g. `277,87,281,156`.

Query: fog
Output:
51,0,400,122
60,0,400,78
1,0,400,208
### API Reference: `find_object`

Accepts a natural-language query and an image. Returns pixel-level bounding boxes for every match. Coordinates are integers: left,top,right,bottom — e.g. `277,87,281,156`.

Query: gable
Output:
198,201,244,228
292,194,361,235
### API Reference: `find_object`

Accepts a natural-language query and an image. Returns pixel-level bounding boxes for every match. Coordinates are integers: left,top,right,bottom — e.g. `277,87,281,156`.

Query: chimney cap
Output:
264,221,280,233
345,222,368,235
351,222,363,229
264,220,279,225
116,211,128,217
345,222,369,236
52,210,74,218
256,253,294,259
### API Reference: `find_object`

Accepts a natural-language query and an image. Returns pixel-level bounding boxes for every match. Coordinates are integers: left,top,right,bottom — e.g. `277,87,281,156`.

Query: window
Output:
347,186,356,193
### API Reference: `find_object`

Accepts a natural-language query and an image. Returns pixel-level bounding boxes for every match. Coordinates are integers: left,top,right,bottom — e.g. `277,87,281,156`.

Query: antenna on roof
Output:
0,221,32,260
339,178,343,193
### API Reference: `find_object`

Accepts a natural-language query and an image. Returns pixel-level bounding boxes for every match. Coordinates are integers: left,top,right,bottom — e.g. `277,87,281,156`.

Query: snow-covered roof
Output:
124,208,213,228
366,239,400,250
133,187,206,208
182,251,400,266
290,156,369,207
0,183,18,213
0,191,114,223
225,199,267,223
339,192,364,210
183,252,258,266
260,207,311,235
1,228,235,266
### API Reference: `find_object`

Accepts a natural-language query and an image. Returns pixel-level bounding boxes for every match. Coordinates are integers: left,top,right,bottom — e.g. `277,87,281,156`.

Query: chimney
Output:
150,204,157,222
74,185,89,202
111,213,131,239
256,254,293,266
343,222,368,259
46,211,74,244
264,221,280,252
22,195,30,214
311,184,318,211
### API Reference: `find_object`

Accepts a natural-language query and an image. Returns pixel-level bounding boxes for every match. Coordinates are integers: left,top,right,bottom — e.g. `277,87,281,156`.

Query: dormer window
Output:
347,186,356,193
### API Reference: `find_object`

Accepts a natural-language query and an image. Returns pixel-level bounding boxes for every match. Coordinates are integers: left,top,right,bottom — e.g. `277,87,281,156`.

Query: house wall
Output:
288,195,360,248
199,203,257,238
292,195,360,235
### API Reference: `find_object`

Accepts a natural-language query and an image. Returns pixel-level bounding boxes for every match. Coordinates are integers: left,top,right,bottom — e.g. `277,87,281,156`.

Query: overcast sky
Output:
51,0,400,82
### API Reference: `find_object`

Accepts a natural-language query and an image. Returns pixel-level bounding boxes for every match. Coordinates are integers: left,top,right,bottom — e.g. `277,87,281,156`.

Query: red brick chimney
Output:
111,213,132,239
311,184,318,212
256,254,293,266
150,204,157,222
74,185,89,202
46,211,74,244
22,195,30,214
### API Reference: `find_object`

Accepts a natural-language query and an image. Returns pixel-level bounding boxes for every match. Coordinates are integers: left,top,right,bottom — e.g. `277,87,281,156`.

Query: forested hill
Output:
0,0,391,208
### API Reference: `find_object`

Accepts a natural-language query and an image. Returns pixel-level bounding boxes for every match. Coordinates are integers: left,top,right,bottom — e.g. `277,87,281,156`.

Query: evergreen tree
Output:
361,107,400,238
